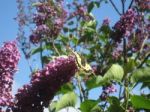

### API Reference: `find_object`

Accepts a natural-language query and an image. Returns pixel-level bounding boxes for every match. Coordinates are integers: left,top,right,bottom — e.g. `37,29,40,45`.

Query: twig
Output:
21,48,33,72
119,85,122,99
121,0,125,14
40,41,44,68
125,87,129,111
103,101,108,111
52,38,60,56
128,0,134,9
135,35,148,62
140,36,148,53
123,38,127,63
76,76,83,103
109,0,121,15
137,53,150,69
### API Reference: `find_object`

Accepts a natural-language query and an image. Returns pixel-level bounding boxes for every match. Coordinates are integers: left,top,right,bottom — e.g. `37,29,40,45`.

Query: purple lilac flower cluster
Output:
135,0,150,10
12,56,77,112
113,9,136,42
100,84,117,100
127,12,150,52
69,2,93,21
30,2,67,44
0,41,20,110
102,18,110,26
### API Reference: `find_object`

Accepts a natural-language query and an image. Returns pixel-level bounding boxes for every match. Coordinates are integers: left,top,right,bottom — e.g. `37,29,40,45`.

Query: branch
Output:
40,41,44,68
121,0,125,14
109,0,121,15
76,76,84,103
123,38,127,63
137,53,150,69
52,38,60,56
128,0,134,9
135,35,148,62
21,48,33,72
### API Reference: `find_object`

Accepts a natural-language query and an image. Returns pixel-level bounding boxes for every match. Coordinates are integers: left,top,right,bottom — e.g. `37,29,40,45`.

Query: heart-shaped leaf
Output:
55,92,77,111
131,67,150,83
103,64,124,82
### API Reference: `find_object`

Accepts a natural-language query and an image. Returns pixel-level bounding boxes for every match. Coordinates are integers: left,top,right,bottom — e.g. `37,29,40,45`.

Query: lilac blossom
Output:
0,41,20,111
100,84,117,100
12,56,77,112
102,18,110,26
113,9,136,42
30,2,67,44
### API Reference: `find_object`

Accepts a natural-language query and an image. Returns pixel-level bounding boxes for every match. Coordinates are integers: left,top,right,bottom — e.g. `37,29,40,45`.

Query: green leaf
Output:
108,96,124,112
86,20,97,28
88,2,100,12
31,46,45,55
124,58,136,73
71,37,78,45
58,35,69,45
68,21,74,25
80,100,101,112
31,44,51,55
86,64,124,89
100,25,111,36
49,101,57,112
55,92,77,111
32,2,42,6
131,67,150,83
131,95,150,109
42,56,51,64
99,34,108,43
103,64,124,82
86,75,104,90
57,83,75,94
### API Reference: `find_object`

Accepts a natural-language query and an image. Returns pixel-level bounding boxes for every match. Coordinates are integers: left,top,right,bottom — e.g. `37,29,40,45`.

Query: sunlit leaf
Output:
131,67,150,83
49,101,57,112
103,64,124,82
55,92,77,111
57,83,75,94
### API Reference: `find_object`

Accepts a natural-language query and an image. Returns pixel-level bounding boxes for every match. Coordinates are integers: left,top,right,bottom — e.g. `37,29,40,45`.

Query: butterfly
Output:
67,47,95,76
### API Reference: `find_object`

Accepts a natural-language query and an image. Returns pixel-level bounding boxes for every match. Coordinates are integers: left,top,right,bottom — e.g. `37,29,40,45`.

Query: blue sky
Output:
0,0,18,42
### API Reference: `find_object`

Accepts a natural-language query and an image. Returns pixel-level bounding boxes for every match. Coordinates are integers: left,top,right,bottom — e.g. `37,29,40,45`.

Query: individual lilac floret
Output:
102,18,110,26
104,85,117,94
13,56,77,112
100,84,117,100
0,41,20,110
